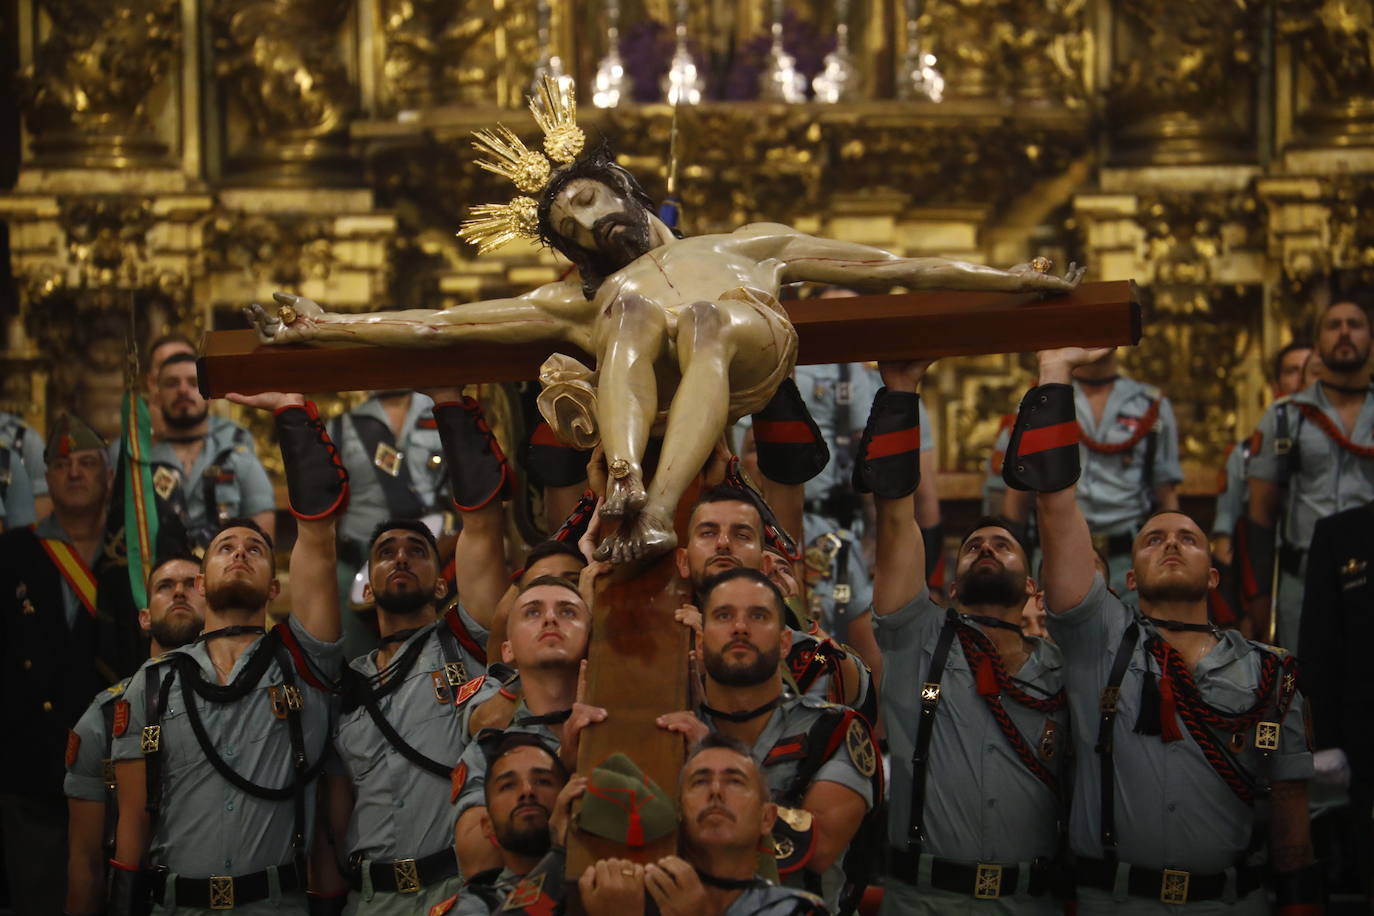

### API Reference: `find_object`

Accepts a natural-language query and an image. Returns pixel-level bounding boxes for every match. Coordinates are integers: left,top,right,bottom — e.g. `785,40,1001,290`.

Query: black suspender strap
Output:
198,437,243,541
347,414,426,519
271,641,313,881
143,666,175,825
906,609,959,854
100,698,119,858
1096,621,1140,862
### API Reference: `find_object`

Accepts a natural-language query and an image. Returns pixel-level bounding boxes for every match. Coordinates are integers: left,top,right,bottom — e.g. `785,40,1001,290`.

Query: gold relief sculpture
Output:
918,0,1089,106
1278,0,1374,146
203,213,338,287
209,0,356,183
1108,0,1261,164
21,0,180,167
1125,192,1267,468
379,0,539,111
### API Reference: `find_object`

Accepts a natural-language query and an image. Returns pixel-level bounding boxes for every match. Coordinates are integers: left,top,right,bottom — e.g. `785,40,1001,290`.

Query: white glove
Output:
1312,747,1351,789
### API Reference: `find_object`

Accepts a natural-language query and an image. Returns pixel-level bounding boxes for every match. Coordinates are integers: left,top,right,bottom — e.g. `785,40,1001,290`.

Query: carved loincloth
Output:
536,287,798,450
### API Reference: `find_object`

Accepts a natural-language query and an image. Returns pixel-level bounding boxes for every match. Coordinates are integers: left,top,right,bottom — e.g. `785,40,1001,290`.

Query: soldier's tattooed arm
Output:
1268,779,1316,872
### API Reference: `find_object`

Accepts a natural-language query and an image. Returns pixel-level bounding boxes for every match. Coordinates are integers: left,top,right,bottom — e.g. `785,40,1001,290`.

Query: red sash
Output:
1078,397,1161,455
1295,403,1374,459
38,538,98,617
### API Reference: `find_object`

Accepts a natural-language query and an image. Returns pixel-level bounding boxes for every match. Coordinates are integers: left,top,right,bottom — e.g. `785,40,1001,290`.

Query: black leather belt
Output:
888,847,1050,898
1076,856,1264,904
151,862,301,908
352,846,458,893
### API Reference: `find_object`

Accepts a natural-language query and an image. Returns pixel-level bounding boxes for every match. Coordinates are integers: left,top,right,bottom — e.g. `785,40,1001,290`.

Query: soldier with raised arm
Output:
245,77,1082,566
1016,346,1320,914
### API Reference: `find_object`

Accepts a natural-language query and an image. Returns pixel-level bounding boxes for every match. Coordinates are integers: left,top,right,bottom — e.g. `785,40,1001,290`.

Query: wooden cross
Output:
197,280,1139,885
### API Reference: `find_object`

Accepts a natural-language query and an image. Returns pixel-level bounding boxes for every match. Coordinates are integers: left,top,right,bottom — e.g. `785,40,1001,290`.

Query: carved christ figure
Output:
246,81,1084,564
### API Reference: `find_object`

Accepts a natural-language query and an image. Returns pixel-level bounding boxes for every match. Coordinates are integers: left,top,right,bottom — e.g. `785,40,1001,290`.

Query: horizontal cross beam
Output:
198,280,1139,397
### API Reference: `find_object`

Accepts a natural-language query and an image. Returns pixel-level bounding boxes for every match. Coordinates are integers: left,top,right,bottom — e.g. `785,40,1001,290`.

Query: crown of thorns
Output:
457,75,587,254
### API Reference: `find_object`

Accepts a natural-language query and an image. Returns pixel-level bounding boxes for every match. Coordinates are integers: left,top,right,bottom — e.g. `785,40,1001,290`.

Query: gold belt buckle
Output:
1160,868,1189,905
141,725,161,754
394,858,420,893
209,875,234,909
974,863,1003,899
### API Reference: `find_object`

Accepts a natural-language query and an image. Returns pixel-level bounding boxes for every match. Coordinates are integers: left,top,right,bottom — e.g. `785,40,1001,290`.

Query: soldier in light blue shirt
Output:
322,518,497,913
329,392,447,657
1243,301,1374,651
111,392,348,915
1021,345,1320,914
65,552,205,916
146,354,275,549
0,410,47,527
866,360,1066,914
1005,349,1182,595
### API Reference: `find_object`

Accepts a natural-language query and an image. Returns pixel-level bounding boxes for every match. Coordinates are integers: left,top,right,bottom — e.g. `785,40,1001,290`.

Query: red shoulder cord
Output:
1295,403,1374,459
956,625,1064,795
1077,397,1161,455
1145,636,1297,804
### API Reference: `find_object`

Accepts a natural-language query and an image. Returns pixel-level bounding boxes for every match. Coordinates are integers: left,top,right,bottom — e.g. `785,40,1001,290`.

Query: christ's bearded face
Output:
547,177,654,270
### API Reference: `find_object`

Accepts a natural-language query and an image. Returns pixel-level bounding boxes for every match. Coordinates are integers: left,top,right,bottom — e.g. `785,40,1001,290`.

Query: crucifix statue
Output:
243,77,1088,567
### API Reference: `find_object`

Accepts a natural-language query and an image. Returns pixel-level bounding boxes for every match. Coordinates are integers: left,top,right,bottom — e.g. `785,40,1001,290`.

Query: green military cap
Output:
577,753,678,848
44,413,107,463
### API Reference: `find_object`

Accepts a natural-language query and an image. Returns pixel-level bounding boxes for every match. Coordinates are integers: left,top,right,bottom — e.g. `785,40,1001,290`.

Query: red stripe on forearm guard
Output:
753,419,816,444
865,427,920,460
1018,421,1080,456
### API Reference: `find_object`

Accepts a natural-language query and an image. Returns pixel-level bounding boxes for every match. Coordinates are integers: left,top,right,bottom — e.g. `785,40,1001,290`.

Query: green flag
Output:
121,391,159,609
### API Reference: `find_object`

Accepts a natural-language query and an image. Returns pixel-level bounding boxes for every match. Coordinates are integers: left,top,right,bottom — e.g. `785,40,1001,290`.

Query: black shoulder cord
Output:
906,609,959,856
1096,622,1140,863
143,665,176,833
148,632,329,881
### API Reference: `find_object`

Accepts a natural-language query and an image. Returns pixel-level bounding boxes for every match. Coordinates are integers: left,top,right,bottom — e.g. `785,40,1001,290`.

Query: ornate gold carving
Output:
204,213,338,286
21,0,180,167
209,0,357,184
1108,0,1261,165
919,0,1090,106
1278,0,1374,146
378,0,539,111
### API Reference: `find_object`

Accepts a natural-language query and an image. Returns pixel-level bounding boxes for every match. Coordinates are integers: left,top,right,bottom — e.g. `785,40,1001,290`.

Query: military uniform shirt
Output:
451,701,560,821
65,679,132,802
1074,377,1183,535
704,694,875,908
1210,439,1248,538
450,868,521,916
337,610,497,862
873,590,1066,861
0,411,48,498
146,416,274,542
112,616,343,878
724,879,830,914
334,395,446,550
1247,383,1374,550
0,449,37,528
1047,574,1313,873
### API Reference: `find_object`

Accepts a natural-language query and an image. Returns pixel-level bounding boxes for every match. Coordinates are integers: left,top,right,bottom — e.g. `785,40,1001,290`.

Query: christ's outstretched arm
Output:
761,224,1085,294
244,280,599,352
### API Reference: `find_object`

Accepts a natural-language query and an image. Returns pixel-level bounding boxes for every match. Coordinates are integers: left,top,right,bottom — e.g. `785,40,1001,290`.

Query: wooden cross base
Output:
564,481,699,886
197,280,1140,397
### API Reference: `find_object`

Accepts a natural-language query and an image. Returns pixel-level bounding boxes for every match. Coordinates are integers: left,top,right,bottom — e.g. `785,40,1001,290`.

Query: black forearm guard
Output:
1236,516,1277,600
523,419,591,489
751,377,830,486
106,862,151,916
306,893,348,916
1272,861,1325,911
274,402,349,520
1002,383,1081,492
852,388,921,498
432,398,511,511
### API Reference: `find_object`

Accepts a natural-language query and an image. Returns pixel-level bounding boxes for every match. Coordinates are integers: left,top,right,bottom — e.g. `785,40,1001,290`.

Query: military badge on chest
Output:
1341,556,1367,591
153,466,179,501
374,442,403,477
